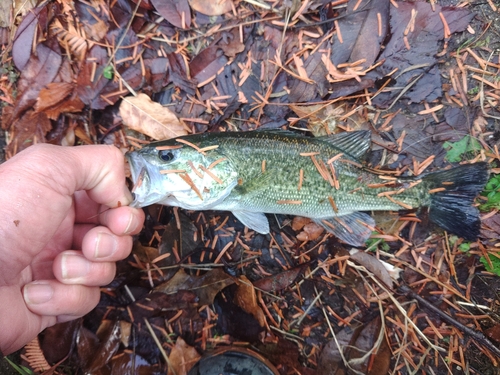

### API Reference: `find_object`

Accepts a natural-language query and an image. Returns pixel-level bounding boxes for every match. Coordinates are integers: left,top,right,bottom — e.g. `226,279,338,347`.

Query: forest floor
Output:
1,0,500,374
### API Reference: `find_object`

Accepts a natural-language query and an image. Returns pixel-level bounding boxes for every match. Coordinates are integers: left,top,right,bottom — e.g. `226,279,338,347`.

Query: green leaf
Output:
4,357,34,375
480,254,500,277
459,242,470,252
443,135,482,162
103,65,114,80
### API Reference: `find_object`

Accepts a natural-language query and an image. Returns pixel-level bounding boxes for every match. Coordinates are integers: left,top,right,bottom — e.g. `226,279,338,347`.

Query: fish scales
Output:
193,131,422,216
127,130,489,246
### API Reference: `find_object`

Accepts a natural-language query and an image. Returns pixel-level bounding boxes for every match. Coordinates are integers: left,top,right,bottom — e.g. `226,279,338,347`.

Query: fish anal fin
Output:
232,210,270,234
320,131,371,160
315,212,375,246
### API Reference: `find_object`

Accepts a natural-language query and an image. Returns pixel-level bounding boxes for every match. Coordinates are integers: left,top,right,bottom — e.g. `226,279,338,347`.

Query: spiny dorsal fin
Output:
319,131,371,160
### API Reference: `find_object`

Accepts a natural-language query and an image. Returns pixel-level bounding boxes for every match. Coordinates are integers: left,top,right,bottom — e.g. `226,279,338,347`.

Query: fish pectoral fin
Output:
314,212,375,247
232,210,270,234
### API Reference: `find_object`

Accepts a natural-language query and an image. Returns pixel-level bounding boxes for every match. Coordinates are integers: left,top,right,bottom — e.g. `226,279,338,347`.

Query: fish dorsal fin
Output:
314,211,375,246
232,210,270,234
320,131,371,160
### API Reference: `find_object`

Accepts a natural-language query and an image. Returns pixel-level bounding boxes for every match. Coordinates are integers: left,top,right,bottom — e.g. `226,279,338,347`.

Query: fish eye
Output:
158,150,175,162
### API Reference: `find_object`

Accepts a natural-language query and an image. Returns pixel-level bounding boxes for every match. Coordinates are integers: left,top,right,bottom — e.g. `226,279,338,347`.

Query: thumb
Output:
22,144,132,208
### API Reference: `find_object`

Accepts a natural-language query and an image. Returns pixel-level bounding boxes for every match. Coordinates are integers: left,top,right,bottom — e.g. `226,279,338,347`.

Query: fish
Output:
126,130,489,246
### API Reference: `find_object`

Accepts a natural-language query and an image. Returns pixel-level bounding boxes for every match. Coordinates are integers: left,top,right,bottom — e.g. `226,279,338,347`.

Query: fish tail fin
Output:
422,162,489,240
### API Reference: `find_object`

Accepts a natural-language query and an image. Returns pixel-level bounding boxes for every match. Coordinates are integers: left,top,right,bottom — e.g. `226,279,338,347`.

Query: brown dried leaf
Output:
167,337,201,375
151,0,191,29
6,110,52,155
290,103,344,136
155,268,235,305
349,249,394,289
297,222,324,242
35,82,73,112
120,93,189,140
234,276,266,327
218,29,245,58
188,0,232,16
292,216,311,231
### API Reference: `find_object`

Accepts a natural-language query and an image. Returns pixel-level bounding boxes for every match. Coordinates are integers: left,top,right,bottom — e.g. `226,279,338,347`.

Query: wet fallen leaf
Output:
349,249,394,289
188,0,232,16
11,39,62,122
109,352,161,375
190,44,228,85
288,52,328,103
155,268,235,305
151,0,191,29
317,327,353,375
167,337,201,375
318,317,390,375
234,275,266,327
331,0,389,68
253,264,308,293
40,320,80,363
12,5,47,70
120,93,189,140
86,320,121,373
375,2,473,104
348,317,390,375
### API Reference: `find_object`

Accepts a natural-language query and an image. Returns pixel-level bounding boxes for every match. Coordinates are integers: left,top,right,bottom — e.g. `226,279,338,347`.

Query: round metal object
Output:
188,347,279,375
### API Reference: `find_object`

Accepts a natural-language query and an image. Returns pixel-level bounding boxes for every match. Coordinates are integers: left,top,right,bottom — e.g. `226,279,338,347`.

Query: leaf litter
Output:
1,0,500,374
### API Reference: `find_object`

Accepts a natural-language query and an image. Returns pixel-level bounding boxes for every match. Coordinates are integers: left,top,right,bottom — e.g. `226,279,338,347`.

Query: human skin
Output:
0,144,145,355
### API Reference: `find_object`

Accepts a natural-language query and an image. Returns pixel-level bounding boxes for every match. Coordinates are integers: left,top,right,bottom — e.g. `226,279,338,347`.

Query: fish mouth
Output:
126,152,165,208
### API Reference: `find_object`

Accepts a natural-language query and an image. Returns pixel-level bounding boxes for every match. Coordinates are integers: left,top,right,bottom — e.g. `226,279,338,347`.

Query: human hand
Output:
0,144,145,355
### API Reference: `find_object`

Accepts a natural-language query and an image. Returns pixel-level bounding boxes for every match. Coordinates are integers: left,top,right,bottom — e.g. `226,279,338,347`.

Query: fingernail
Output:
124,212,139,235
24,282,54,305
95,232,118,259
61,253,90,282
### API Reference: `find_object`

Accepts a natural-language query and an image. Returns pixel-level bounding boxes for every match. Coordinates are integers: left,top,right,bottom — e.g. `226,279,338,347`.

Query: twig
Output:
398,285,500,359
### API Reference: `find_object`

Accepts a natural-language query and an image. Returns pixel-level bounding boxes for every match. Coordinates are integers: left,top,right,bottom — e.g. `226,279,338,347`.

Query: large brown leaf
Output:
188,0,232,16
120,93,189,140
167,337,201,375
234,276,266,327
155,268,235,305
12,5,48,70
151,0,191,29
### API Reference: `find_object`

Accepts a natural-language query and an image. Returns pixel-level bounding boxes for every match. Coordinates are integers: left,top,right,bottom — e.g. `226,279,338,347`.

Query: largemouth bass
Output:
127,131,489,246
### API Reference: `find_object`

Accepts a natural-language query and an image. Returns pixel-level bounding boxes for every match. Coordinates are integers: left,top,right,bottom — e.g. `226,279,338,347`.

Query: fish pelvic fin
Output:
423,162,490,240
232,210,270,234
315,212,375,246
